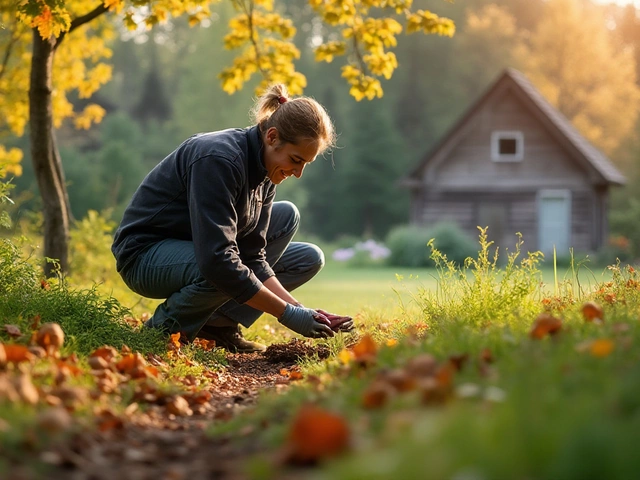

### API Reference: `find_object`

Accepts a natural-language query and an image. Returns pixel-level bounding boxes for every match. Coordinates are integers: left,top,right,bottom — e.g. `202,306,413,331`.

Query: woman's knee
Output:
271,200,300,235
305,242,325,275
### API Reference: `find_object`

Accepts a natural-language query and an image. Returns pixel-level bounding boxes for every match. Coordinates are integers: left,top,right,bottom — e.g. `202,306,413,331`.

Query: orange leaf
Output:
90,346,118,363
589,339,614,358
287,404,350,464
116,353,146,374
170,333,182,349
351,334,377,363
582,301,604,323
529,313,562,339
57,360,83,377
3,344,34,363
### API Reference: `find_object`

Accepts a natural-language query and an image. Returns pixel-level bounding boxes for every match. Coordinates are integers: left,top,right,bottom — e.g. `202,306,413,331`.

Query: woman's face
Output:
262,127,319,184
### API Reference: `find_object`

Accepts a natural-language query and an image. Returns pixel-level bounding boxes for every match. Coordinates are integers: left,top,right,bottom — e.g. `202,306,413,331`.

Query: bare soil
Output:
8,340,328,480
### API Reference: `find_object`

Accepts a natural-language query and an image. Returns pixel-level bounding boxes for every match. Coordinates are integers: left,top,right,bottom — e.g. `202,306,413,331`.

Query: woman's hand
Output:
315,309,354,332
278,304,335,338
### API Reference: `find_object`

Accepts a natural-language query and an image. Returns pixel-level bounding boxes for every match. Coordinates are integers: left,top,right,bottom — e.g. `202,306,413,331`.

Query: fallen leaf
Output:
480,348,494,364
529,313,562,339
4,325,21,338
589,339,614,358
29,314,41,331
36,323,65,354
0,344,5,366
362,381,394,409
286,404,350,464
381,369,416,393
351,334,377,365
170,333,182,350
90,346,118,363
385,338,398,347
582,301,604,323
37,407,72,434
3,344,34,363
404,354,437,377
448,353,469,372
166,395,193,417
14,372,39,405
338,348,353,365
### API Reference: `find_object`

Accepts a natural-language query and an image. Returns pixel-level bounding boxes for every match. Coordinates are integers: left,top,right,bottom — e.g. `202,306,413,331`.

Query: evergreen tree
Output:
131,44,173,125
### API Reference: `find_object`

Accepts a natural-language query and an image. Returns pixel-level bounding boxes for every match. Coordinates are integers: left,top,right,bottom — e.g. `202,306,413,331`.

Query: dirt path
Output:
10,341,328,480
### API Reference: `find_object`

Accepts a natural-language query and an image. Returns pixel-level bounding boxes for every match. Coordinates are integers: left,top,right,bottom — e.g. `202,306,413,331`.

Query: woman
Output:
112,85,353,353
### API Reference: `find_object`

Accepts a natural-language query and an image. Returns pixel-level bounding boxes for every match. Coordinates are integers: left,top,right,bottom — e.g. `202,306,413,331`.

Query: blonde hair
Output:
251,84,336,154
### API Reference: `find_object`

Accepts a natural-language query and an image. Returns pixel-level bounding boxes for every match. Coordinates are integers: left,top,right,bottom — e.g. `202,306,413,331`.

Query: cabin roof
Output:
406,68,625,186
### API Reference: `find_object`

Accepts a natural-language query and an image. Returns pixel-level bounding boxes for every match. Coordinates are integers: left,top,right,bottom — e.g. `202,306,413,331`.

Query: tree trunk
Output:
29,30,71,277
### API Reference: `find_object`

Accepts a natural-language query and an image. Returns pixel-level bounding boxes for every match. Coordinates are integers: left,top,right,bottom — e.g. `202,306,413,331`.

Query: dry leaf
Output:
381,369,416,393
166,395,193,417
590,339,615,358
4,325,21,338
582,301,604,323
14,372,39,405
351,334,378,365
90,346,118,363
0,344,5,367
286,404,350,464
404,354,438,377
3,344,34,363
116,353,147,374
88,356,110,370
480,348,494,364
362,381,394,409
170,333,182,350
36,323,65,354
529,313,562,339
37,407,72,434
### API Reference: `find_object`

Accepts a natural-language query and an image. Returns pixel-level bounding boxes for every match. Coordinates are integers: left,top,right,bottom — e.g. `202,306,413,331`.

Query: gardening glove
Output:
278,304,335,339
315,309,355,332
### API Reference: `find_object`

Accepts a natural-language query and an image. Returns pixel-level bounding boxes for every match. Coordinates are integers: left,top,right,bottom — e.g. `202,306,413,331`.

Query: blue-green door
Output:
538,190,571,256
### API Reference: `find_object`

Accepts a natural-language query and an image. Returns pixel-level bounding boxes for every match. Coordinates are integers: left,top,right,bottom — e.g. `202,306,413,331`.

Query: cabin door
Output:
538,190,571,256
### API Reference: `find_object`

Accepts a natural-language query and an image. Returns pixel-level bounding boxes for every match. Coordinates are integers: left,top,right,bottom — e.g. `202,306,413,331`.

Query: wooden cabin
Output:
402,68,625,256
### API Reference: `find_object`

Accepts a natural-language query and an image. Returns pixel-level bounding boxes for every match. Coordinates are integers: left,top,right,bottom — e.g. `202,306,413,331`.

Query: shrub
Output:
385,222,476,268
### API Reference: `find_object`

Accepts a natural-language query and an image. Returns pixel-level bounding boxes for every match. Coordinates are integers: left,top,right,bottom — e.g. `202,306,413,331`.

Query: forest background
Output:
3,0,640,261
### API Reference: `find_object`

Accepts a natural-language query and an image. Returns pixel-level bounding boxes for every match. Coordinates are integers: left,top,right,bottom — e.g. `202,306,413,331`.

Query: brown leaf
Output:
29,314,42,331
380,369,416,393
36,323,65,354
3,344,34,363
582,301,604,323
37,407,72,434
448,353,469,372
90,346,118,363
529,313,563,339
4,325,22,338
480,348,494,364
57,360,83,377
404,354,437,377
14,373,39,405
286,404,350,464
88,356,110,370
362,381,394,409
166,395,193,417
0,344,5,367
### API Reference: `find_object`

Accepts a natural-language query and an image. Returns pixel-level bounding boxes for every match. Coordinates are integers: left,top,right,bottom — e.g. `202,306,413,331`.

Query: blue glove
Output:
278,304,335,338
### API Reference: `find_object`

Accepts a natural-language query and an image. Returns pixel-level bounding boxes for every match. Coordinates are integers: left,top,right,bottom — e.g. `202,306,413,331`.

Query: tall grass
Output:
414,227,544,332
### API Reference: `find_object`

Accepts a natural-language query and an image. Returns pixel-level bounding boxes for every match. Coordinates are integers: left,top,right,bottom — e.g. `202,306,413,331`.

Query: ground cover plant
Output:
0,223,637,479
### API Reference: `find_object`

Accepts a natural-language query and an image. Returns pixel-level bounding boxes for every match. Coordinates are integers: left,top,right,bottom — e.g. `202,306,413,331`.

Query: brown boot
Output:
197,325,266,353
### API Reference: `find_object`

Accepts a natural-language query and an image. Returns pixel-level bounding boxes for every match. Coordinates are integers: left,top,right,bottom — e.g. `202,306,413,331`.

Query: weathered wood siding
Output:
418,189,599,253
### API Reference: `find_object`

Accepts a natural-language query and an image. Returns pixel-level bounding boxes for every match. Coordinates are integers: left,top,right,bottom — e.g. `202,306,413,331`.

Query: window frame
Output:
491,130,524,162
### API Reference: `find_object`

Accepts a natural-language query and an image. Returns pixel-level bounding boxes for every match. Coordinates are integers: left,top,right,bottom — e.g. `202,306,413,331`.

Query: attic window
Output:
491,131,524,162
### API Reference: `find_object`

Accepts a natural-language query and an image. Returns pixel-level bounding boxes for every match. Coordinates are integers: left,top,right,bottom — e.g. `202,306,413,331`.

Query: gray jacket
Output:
112,125,276,303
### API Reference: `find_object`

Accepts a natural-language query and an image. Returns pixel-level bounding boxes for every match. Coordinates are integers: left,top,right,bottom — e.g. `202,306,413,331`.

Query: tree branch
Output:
55,3,109,49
